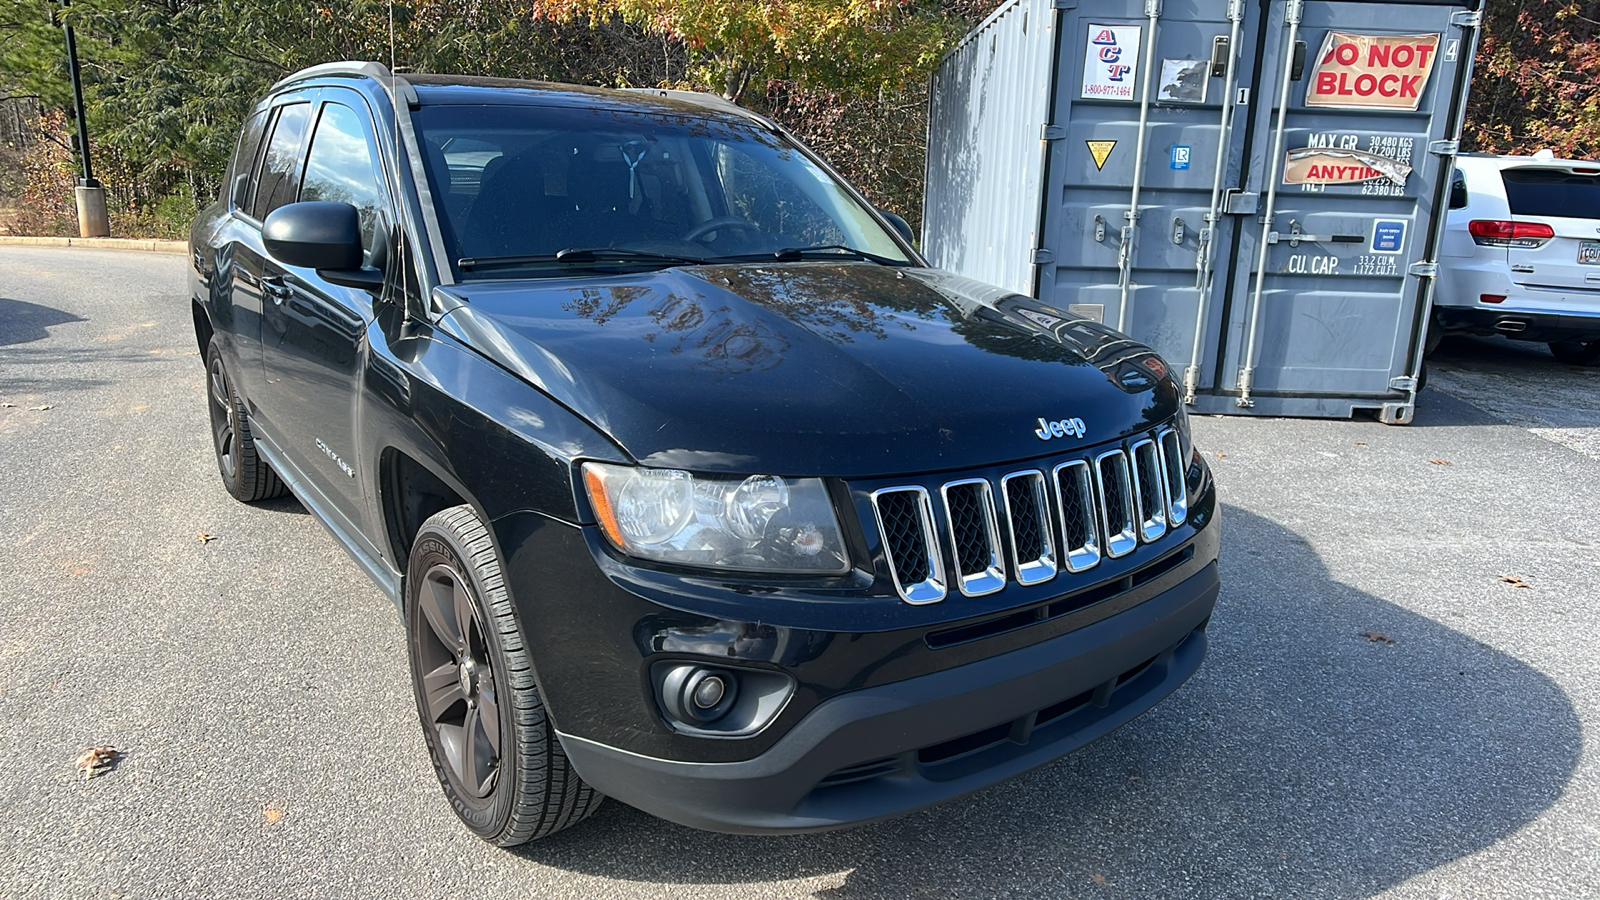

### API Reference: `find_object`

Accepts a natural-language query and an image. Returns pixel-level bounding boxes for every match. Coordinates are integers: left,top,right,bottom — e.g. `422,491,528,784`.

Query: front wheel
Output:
405,505,601,846
1549,340,1600,367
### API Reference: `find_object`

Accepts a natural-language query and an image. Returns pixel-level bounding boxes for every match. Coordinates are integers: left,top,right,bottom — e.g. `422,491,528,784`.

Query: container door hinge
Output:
1429,139,1460,157
1451,9,1482,27
1042,124,1067,141
1389,375,1418,392
1032,248,1056,265
1409,261,1439,278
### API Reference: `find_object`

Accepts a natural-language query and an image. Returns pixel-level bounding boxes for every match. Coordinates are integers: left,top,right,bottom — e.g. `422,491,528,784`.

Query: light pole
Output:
59,0,108,237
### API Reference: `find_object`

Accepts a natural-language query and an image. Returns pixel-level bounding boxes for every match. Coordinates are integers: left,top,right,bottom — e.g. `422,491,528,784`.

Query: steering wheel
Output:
683,216,760,243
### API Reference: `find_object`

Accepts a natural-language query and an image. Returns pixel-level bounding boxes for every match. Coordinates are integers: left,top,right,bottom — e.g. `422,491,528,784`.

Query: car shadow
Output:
0,296,87,347
515,504,1579,898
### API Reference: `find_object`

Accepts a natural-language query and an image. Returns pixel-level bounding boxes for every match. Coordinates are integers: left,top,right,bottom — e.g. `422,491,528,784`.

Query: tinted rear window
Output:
1501,168,1600,220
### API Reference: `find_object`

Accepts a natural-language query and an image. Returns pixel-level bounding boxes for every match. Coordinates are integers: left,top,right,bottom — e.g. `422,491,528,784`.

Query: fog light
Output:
660,664,739,725
1480,294,1506,304
692,674,727,709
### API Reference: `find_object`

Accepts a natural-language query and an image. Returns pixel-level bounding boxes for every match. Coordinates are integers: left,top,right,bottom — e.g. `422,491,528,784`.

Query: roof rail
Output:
271,60,419,108
621,88,775,128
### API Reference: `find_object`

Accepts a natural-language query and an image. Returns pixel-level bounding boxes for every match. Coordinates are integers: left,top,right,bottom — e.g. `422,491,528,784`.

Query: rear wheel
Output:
406,505,601,846
1549,340,1600,366
205,340,287,502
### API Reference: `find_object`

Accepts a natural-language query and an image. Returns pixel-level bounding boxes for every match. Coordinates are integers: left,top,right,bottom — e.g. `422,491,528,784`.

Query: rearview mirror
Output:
877,207,916,246
262,201,384,290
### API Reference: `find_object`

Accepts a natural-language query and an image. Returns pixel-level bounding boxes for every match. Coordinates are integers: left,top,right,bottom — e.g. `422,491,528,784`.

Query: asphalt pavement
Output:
2,246,1597,898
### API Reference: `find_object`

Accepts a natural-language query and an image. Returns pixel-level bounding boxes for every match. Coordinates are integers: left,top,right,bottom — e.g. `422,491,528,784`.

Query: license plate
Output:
1581,241,1600,265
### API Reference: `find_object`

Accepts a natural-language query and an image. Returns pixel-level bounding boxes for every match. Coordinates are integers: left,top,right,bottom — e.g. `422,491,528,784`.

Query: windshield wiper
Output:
458,248,705,271
754,245,907,266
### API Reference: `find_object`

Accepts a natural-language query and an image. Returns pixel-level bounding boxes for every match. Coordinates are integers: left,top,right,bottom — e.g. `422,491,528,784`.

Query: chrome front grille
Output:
871,429,1191,604
941,479,1006,597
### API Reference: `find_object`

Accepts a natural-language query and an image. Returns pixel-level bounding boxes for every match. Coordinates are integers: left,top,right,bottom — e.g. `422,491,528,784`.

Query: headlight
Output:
1172,398,1195,466
582,463,850,574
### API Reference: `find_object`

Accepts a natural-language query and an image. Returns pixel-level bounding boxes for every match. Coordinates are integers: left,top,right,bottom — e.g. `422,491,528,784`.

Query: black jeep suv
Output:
189,62,1220,845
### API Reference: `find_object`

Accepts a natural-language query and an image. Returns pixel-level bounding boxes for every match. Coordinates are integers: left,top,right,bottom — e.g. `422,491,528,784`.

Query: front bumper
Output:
558,560,1218,834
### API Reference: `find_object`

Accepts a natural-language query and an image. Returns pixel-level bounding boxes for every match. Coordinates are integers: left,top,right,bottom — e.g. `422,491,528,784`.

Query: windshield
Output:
413,103,912,279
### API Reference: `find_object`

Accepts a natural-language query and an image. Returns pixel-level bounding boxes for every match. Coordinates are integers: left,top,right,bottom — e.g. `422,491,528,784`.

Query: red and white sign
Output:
1306,32,1442,111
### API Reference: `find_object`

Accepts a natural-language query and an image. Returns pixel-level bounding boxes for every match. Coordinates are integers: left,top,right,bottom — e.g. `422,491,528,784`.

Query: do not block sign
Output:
1306,32,1441,111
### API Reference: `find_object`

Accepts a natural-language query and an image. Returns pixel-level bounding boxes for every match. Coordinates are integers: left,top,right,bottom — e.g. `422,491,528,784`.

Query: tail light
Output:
1468,219,1555,249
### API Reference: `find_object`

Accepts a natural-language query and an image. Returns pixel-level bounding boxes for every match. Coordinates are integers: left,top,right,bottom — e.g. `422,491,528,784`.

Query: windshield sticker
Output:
1158,59,1208,103
1283,148,1412,187
1306,32,1441,111
1087,140,1117,171
1082,25,1142,101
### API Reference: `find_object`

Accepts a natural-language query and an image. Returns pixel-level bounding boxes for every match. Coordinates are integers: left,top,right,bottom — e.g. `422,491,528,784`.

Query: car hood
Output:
433,263,1177,477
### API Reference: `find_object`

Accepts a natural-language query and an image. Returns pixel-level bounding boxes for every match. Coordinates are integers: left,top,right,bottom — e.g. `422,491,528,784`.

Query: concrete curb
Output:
0,235,186,254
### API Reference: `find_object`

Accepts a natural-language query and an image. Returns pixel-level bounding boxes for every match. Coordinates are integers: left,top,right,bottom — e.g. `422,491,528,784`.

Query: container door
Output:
1215,0,1476,408
1036,0,1261,397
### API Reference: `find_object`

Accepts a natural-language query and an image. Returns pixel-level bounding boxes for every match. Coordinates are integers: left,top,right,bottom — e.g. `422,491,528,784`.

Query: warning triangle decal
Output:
1087,140,1116,171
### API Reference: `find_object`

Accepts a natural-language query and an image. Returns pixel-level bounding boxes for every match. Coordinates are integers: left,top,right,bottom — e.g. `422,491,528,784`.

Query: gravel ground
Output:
2,246,1597,899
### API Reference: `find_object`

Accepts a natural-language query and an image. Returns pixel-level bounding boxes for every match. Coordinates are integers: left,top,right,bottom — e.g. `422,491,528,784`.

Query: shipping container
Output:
925,0,1484,422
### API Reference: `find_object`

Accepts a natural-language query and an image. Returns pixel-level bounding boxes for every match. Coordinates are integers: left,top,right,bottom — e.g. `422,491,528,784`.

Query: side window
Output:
299,102,388,257
225,110,269,208
1449,170,1468,210
250,102,312,221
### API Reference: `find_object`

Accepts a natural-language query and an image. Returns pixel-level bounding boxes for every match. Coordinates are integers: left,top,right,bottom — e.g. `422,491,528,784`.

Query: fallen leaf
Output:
28,404,53,411
1498,574,1532,589
1353,441,1367,446
76,746,121,780
1360,631,1395,644
1215,452,1226,458
197,532,217,544
263,803,285,825
1091,874,1108,885
1429,459,1451,466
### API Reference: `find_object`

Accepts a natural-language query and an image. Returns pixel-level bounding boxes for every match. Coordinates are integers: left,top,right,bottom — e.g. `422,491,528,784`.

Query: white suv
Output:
1433,151,1600,366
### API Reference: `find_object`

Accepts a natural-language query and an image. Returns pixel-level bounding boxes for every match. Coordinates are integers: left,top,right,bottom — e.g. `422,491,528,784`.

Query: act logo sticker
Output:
1306,32,1441,111
1087,140,1117,171
1081,24,1143,101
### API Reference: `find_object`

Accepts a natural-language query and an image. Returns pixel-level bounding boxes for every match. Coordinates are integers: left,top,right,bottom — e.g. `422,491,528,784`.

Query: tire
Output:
1548,340,1600,367
405,505,601,846
1423,322,1444,358
205,339,287,502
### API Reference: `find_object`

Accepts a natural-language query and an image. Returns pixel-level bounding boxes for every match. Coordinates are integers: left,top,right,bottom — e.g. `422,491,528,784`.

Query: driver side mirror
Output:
262,201,384,290
877,207,916,246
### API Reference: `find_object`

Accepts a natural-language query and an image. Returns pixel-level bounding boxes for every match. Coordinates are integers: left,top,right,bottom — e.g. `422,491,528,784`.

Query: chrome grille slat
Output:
1158,428,1189,526
1051,460,1102,573
869,427,1188,603
1130,439,1169,543
941,479,1006,597
870,487,947,605
1094,450,1139,559
1001,470,1057,586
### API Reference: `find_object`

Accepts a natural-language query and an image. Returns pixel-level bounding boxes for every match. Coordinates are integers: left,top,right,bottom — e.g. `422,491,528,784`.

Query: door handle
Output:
263,275,291,305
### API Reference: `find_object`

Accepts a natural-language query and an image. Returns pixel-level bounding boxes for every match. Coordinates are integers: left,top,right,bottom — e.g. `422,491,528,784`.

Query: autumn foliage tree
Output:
1464,0,1600,157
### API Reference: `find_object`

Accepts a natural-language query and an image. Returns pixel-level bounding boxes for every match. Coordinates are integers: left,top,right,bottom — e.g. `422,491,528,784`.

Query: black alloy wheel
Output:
413,560,502,799
405,505,601,845
204,339,286,502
